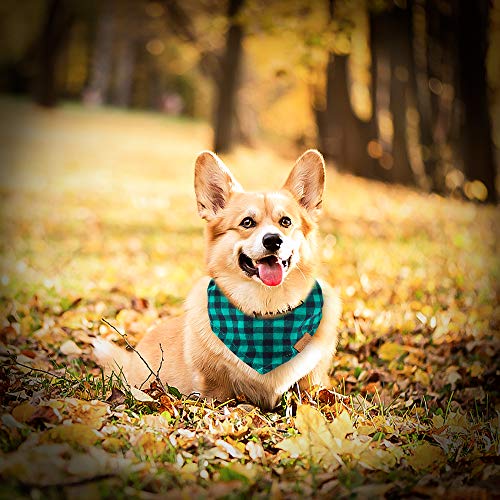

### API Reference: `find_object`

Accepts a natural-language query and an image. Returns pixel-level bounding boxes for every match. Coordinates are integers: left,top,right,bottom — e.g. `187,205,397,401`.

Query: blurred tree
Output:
110,0,145,108
316,0,379,179
34,0,75,107
84,0,116,105
214,0,245,153
419,0,461,193
386,3,417,185
458,0,497,203
412,0,435,182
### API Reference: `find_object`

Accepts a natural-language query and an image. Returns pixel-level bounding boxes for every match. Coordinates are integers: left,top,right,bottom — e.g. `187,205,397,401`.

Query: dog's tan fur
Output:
94,149,341,409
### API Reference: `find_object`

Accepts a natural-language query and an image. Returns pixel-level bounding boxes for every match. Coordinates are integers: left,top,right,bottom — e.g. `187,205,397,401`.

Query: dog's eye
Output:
279,216,292,228
240,217,256,229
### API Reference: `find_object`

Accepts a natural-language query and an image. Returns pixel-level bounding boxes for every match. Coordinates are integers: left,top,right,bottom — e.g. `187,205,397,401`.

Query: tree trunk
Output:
324,52,349,168
34,0,74,107
387,5,416,185
213,0,245,153
317,0,378,178
111,39,136,108
84,0,117,105
370,8,393,181
458,0,497,203
413,0,439,186
423,0,461,193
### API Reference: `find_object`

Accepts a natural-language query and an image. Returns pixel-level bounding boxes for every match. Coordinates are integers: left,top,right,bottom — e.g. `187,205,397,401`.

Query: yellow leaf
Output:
64,399,109,429
12,402,36,423
40,424,100,447
337,438,370,458
278,406,364,464
101,437,123,453
135,432,165,456
295,405,341,458
357,424,376,436
432,414,445,429
414,369,430,386
329,411,355,439
359,448,397,471
407,443,446,471
277,435,345,466
379,342,406,361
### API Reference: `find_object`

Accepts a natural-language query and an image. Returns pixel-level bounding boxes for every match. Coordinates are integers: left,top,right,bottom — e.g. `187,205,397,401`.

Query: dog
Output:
93,149,341,410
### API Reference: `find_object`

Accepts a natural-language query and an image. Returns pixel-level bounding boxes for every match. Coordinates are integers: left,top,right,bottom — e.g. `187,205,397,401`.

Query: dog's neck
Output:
213,270,316,318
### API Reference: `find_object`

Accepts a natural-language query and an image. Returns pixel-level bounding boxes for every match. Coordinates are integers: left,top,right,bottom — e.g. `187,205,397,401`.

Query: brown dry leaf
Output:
352,483,394,498
12,402,36,423
28,405,60,425
106,387,127,405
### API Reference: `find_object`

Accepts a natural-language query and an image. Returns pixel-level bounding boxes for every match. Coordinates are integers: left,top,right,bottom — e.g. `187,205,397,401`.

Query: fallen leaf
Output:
406,442,446,471
59,340,82,355
12,402,36,423
40,424,101,447
246,440,265,461
130,386,155,402
379,342,406,361
216,439,244,459
359,448,397,471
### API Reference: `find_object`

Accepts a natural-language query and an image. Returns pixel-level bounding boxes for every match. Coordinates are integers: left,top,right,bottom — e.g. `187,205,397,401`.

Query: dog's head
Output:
194,150,324,297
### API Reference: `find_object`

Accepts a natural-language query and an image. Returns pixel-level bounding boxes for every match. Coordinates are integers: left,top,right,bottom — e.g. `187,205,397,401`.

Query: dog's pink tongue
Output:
257,259,284,286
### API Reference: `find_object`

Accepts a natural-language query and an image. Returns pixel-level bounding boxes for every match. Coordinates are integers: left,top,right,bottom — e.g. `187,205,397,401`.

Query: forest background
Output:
0,0,499,498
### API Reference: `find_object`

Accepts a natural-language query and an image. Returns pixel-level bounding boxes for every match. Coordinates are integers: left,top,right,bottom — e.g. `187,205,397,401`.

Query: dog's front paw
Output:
256,392,282,411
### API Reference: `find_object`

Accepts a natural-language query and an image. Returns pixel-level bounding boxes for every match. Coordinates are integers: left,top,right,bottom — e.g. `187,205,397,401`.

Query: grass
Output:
0,96,499,498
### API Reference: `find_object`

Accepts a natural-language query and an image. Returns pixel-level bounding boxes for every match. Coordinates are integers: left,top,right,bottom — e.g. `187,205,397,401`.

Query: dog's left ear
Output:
283,149,325,216
195,151,242,221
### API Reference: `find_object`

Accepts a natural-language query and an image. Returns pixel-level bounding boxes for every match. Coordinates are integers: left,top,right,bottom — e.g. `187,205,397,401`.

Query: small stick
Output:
7,354,71,382
101,318,167,394
138,344,165,391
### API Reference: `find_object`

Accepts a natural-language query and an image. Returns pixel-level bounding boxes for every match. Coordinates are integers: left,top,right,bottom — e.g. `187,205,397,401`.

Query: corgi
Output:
93,149,341,410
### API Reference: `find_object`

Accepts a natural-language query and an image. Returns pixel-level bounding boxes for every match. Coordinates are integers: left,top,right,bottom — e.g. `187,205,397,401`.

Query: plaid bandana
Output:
207,280,323,374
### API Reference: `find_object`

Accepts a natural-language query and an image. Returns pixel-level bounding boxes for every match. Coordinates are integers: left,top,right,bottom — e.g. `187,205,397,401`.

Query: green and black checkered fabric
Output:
207,279,323,374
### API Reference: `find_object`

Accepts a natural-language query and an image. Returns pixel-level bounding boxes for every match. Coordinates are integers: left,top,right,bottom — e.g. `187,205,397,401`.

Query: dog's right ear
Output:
194,151,242,221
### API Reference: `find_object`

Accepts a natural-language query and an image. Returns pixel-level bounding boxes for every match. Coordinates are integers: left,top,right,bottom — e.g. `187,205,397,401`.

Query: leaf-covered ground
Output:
0,97,499,499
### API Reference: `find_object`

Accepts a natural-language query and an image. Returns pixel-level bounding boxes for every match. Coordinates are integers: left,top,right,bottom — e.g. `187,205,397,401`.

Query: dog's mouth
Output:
238,253,291,287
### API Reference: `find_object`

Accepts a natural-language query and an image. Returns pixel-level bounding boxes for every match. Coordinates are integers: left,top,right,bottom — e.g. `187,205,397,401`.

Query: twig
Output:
157,343,164,381
8,354,71,382
101,318,167,394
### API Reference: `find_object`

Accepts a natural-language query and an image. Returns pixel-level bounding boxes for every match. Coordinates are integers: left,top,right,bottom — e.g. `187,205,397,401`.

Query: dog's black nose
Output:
262,233,282,252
